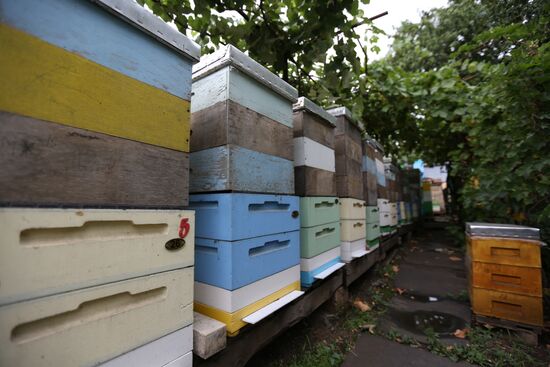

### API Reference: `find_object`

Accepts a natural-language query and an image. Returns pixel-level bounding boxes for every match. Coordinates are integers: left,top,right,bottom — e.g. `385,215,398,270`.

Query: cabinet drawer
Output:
300,197,340,227
366,206,380,224
0,268,193,367
301,221,341,258
471,288,543,326
472,262,542,297
0,208,194,305
340,219,366,242
366,222,381,241
468,236,541,267
195,231,300,290
339,198,367,220
188,193,299,241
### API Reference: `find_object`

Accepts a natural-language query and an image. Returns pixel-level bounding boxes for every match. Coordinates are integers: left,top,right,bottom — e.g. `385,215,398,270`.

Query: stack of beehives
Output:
0,0,199,366
362,137,381,250
188,45,303,336
327,108,368,262
293,98,344,287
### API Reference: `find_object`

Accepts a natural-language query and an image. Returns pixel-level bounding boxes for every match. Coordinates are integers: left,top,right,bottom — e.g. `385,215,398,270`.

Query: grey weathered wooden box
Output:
327,107,364,199
189,45,298,194
292,97,337,197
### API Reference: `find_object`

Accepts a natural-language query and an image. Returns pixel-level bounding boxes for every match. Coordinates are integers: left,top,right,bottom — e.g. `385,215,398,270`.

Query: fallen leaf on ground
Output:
360,324,376,334
395,287,406,295
449,256,462,261
446,345,454,351
392,265,400,273
483,323,494,330
384,272,390,277
454,328,469,339
353,299,371,312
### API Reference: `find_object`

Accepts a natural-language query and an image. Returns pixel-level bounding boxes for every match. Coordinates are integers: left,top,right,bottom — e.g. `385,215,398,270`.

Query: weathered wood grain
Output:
363,172,378,206
293,111,335,149
190,100,293,160
336,175,364,200
334,135,362,163
333,115,362,143
1,0,194,100
294,167,336,197
0,112,189,208
191,67,293,128
345,250,380,287
335,155,363,177
189,145,294,194
0,24,191,152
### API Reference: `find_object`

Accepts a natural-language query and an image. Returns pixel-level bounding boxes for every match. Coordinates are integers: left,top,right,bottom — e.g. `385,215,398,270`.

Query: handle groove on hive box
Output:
249,240,290,256
11,288,167,344
314,201,335,208
20,221,168,247
248,201,290,211
315,227,336,238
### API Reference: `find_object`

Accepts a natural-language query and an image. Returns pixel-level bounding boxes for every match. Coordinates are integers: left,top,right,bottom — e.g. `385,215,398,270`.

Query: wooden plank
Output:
471,288,543,326
189,145,294,194
242,291,305,324
334,135,362,163
294,137,335,172
0,112,189,208
333,115,362,143
335,154,363,177
471,262,542,297
0,268,194,367
0,207,195,305
195,269,344,367
363,172,378,206
191,68,293,128
294,166,337,197
293,111,335,149
190,100,293,160
468,236,541,268
345,250,381,287
0,24,191,151
1,0,194,100
336,175,364,200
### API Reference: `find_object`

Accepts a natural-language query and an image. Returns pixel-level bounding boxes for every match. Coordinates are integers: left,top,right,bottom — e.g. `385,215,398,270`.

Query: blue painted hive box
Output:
195,230,300,290
189,45,298,194
187,193,300,241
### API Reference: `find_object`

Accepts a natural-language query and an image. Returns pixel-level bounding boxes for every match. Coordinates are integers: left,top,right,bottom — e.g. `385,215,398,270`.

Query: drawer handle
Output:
195,245,218,255
491,300,522,316
249,240,290,256
491,273,521,286
490,247,520,257
354,222,364,227
372,224,379,228
353,203,363,208
165,238,185,251
314,201,334,208
315,227,336,237
249,201,290,212
20,220,168,247
11,288,167,344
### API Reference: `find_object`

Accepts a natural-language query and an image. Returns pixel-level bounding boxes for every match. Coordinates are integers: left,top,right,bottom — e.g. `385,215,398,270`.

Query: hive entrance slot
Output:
11,287,167,344
490,247,520,257
249,240,289,256
20,220,168,246
248,201,289,212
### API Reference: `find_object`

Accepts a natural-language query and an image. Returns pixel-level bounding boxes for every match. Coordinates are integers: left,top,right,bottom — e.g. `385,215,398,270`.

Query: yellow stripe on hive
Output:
0,24,190,152
194,281,301,336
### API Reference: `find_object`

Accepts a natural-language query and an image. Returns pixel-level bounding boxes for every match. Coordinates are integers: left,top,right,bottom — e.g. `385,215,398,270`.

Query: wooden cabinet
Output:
466,223,543,326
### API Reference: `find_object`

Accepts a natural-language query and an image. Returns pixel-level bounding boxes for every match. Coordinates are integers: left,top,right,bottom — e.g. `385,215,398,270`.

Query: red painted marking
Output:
178,218,190,239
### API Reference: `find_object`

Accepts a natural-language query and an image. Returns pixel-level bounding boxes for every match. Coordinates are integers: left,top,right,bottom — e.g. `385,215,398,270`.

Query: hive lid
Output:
466,222,541,240
293,97,336,127
326,106,361,128
192,44,298,102
92,0,200,62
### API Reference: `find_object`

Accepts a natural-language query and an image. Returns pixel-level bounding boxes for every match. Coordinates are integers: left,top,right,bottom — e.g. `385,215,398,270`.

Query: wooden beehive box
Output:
327,107,364,199
362,137,379,206
466,223,543,327
190,45,298,194
0,0,200,207
292,97,337,196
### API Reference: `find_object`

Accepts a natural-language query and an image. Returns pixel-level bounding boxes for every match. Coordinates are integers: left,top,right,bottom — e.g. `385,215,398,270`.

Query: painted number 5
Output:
178,218,190,239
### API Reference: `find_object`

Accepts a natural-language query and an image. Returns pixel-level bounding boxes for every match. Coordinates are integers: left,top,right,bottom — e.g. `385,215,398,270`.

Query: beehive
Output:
466,223,543,327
